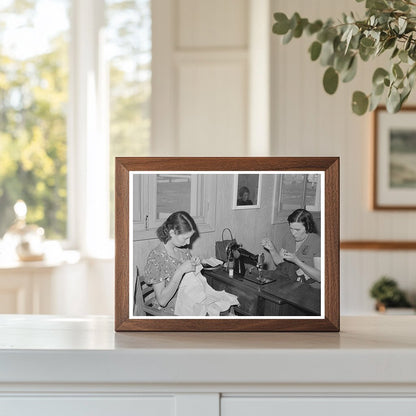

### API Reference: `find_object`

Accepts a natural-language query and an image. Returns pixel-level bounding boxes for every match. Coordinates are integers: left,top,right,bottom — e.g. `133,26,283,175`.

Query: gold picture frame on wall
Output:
115,157,340,332
374,106,416,210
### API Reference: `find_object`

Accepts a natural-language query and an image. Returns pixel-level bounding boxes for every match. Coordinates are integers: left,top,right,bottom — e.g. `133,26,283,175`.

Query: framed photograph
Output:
115,157,339,332
233,173,262,209
374,106,416,209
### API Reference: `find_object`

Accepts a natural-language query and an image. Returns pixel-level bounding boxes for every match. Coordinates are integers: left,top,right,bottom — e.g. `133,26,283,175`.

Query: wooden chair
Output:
133,266,174,316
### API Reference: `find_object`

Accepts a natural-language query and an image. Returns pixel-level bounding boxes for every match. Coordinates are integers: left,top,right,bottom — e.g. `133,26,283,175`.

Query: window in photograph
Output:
273,173,321,224
280,174,320,212
0,0,70,239
132,174,216,240
155,174,193,220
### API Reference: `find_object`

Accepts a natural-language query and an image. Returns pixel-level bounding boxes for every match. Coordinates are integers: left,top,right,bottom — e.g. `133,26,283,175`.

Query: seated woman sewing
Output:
144,211,200,315
261,208,321,284
144,211,238,315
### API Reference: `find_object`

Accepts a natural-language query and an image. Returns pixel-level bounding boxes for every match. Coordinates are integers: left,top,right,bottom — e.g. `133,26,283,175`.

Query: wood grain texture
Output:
114,157,340,332
341,241,416,250
325,157,340,331
114,159,130,330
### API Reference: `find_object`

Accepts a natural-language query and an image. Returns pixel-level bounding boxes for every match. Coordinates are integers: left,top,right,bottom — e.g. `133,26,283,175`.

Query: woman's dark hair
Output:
156,211,197,244
287,208,318,234
238,186,250,198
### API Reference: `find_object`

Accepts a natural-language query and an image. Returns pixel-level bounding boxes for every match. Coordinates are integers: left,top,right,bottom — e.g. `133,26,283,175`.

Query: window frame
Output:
69,0,153,257
272,173,322,225
132,173,217,241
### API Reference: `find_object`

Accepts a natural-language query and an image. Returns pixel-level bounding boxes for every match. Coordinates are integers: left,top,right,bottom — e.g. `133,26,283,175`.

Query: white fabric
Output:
174,266,239,316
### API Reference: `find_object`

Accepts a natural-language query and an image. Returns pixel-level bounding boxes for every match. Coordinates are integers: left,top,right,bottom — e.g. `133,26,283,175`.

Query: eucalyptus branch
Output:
272,0,416,114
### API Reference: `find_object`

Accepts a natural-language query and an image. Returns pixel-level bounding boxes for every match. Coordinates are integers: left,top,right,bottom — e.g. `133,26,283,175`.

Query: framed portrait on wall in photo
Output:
232,173,262,209
374,106,416,210
115,157,340,332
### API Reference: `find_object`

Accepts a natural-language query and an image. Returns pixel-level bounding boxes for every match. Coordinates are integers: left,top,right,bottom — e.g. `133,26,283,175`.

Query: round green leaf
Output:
323,67,339,95
387,87,401,113
334,52,352,73
360,37,375,48
342,56,358,83
359,44,375,62
307,20,323,35
273,13,290,35
384,37,396,50
373,82,385,96
352,91,369,115
282,29,293,44
320,41,335,66
372,68,389,86
399,50,408,63
309,41,322,61
369,92,383,112
391,47,399,59
393,63,404,79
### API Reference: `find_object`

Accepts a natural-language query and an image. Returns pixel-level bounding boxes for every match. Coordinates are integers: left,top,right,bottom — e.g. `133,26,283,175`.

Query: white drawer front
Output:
222,397,416,416
0,396,175,416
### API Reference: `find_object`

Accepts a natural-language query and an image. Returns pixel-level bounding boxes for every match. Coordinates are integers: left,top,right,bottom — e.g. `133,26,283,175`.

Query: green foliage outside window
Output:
0,0,151,240
0,1,69,238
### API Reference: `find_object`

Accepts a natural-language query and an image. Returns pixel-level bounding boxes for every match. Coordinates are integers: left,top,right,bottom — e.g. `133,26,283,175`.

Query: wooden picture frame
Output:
373,106,416,210
115,157,339,332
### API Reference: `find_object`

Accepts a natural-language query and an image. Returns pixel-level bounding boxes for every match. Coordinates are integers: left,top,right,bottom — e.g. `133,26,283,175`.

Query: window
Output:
106,0,151,237
132,174,216,241
154,174,195,220
272,174,321,224
0,0,70,239
0,0,151,256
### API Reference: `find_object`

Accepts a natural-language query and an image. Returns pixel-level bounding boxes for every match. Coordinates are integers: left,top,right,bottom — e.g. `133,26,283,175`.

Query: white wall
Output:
152,0,263,156
271,0,416,313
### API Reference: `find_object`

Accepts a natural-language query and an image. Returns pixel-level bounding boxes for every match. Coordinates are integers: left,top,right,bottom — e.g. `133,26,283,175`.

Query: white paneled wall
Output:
177,57,247,155
152,0,250,156
271,0,416,314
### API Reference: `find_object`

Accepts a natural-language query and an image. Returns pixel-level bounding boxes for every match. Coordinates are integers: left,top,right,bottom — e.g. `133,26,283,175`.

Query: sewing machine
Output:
225,240,274,285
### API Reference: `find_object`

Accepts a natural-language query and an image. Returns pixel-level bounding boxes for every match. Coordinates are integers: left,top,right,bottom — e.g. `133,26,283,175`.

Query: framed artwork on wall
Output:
115,157,340,332
374,106,416,209
232,173,262,209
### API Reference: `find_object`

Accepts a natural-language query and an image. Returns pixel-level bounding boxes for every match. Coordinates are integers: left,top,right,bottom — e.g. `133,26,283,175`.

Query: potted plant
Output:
369,276,413,312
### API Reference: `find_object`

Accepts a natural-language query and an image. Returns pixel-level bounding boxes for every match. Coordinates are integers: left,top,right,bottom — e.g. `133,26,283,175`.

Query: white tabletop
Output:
0,315,415,387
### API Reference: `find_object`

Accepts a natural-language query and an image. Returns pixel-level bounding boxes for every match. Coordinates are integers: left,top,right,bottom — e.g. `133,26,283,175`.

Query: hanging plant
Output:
272,0,416,115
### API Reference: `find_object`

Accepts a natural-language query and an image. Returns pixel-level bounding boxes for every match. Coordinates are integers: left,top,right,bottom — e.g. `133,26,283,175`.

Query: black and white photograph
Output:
233,174,261,209
130,172,324,319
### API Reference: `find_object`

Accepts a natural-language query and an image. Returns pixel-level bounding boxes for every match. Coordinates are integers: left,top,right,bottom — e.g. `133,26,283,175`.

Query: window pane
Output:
305,174,319,206
106,0,151,236
156,175,191,220
0,0,70,239
280,174,305,211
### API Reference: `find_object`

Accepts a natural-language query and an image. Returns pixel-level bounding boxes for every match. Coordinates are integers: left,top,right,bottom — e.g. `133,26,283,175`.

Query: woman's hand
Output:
281,250,300,265
190,256,201,266
261,238,277,253
178,259,197,275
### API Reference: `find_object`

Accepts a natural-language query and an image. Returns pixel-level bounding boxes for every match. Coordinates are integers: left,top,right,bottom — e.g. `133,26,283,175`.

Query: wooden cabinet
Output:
221,398,416,416
0,315,415,415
